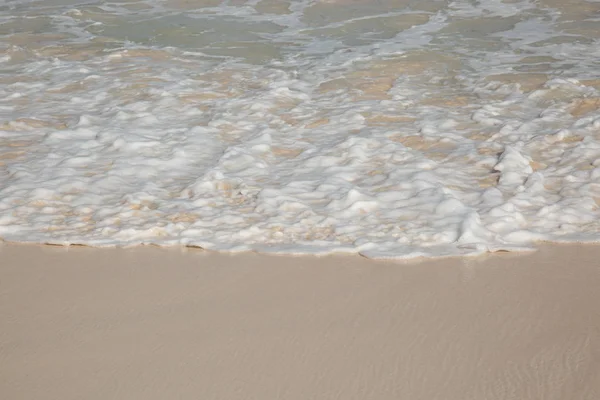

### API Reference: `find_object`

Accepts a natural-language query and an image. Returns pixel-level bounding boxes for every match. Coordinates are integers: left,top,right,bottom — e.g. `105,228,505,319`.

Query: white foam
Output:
1,0,599,258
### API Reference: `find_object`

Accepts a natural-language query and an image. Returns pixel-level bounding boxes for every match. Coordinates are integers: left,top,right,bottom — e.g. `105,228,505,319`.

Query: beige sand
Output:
1,244,599,400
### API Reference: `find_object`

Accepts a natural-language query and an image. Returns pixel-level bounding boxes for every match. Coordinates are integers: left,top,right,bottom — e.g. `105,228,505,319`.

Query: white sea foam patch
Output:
1,0,600,258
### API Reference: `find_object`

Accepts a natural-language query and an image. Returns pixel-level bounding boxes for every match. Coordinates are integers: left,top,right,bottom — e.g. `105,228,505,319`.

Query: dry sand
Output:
1,243,599,400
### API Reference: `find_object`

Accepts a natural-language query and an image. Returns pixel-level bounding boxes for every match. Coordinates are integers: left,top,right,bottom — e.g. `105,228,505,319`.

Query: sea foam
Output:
1,0,599,258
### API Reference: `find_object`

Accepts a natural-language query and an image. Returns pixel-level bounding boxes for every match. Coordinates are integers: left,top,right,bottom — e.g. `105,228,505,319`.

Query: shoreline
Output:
2,243,600,399
4,237,599,261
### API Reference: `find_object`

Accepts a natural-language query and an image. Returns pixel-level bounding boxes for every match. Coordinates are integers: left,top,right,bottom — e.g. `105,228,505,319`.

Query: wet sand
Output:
1,244,599,400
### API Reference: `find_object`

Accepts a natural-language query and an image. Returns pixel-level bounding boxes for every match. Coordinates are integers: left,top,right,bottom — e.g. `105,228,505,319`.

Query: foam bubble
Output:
1,0,599,258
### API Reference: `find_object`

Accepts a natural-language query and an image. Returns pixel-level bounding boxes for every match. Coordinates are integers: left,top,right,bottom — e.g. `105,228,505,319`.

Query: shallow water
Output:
1,0,599,258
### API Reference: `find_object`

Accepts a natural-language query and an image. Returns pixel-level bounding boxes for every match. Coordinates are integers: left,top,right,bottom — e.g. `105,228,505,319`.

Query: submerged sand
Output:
1,244,599,399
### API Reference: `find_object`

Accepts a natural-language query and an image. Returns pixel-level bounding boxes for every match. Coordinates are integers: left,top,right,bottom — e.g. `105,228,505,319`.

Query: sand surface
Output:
1,244,600,400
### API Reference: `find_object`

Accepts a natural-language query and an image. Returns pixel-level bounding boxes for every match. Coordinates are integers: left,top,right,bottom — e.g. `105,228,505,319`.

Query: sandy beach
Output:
2,0,600,398
1,244,599,400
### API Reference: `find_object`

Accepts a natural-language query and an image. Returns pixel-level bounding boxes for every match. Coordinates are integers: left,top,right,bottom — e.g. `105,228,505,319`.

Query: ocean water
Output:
1,0,599,259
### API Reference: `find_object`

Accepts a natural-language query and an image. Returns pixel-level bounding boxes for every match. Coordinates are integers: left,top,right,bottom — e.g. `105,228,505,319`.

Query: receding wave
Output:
1,0,599,258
